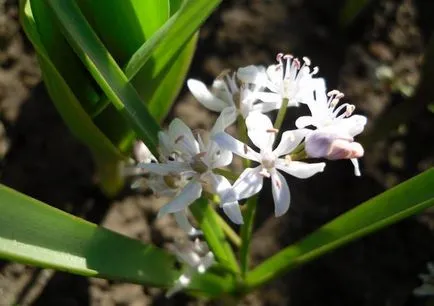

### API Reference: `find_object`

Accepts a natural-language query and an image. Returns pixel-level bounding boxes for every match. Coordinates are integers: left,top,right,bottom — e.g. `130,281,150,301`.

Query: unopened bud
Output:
305,130,364,160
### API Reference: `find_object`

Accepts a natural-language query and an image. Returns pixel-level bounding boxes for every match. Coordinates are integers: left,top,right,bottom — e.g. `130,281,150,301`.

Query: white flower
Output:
187,66,273,133
254,53,320,108
214,113,326,217
166,239,215,298
296,79,367,176
138,118,243,224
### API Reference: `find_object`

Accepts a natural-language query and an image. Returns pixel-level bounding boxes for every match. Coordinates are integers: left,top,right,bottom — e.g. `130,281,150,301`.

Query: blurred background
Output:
1,0,434,305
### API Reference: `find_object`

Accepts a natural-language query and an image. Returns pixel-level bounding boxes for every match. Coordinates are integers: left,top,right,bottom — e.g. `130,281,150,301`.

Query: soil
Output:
1,0,434,305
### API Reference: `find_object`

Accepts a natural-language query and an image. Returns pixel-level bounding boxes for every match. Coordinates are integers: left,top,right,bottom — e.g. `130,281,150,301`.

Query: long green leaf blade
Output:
0,184,177,286
45,0,160,154
19,0,124,160
246,168,434,289
0,184,233,295
125,0,221,79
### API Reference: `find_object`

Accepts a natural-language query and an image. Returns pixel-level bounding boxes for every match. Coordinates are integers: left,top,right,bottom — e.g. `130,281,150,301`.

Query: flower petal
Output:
232,167,263,200
204,141,233,169
255,92,281,104
271,171,291,217
213,132,260,161
237,65,267,86
169,118,200,157
137,161,191,175
273,129,310,157
211,106,237,134
174,211,202,237
337,115,367,137
295,116,315,128
158,180,202,217
276,159,326,179
222,201,244,224
187,79,228,112
246,112,275,150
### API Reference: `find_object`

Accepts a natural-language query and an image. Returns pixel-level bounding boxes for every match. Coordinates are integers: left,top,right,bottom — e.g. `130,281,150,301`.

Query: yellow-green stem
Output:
216,213,242,248
273,98,289,132
239,195,258,277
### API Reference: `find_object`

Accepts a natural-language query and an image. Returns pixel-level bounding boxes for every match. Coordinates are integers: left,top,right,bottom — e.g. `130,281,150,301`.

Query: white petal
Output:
237,65,267,85
350,158,361,176
271,171,291,217
208,174,243,224
137,162,191,175
207,173,233,197
211,106,237,134
169,118,200,157
338,115,367,137
295,116,315,128
174,211,202,237
276,159,326,179
158,181,202,217
273,129,310,157
246,112,275,150
213,132,260,161
158,132,173,157
252,101,280,114
204,141,233,169
222,201,244,224
255,92,281,103
266,64,281,92
232,167,263,200
187,79,228,112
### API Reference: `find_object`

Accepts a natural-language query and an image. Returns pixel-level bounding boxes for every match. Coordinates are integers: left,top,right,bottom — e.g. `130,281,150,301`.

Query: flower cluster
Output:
132,53,367,226
129,52,367,296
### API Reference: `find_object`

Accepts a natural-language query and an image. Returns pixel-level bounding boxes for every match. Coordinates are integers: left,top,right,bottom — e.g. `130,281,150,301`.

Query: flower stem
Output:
216,213,242,248
273,98,289,131
237,115,251,169
239,195,258,277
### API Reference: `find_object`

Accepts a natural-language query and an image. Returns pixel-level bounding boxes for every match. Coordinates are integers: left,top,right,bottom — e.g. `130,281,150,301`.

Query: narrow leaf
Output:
0,184,177,286
45,0,160,154
246,168,434,289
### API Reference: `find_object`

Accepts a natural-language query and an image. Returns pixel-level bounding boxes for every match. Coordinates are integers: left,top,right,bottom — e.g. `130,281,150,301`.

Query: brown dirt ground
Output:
1,0,434,305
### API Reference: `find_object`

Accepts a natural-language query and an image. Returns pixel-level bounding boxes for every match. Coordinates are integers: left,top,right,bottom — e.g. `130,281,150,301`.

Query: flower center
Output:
163,173,183,189
190,152,209,174
261,150,276,170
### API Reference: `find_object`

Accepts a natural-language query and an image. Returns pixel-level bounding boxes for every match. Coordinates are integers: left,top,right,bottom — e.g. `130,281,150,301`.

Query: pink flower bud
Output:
305,130,364,160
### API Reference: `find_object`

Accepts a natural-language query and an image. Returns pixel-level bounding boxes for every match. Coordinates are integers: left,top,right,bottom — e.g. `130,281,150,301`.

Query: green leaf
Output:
190,198,240,274
245,168,434,290
0,184,177,286
126,0,221,79
0,184,233,296
20,0,127,195
45,0,160,155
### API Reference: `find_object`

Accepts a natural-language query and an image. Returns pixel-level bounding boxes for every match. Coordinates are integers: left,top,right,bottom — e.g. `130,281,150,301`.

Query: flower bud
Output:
305,130,364,160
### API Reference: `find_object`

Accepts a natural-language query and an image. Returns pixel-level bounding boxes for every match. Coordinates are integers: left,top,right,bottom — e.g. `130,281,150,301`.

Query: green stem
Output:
273,98,289,132
215,213,242,248
190,198,240,274
237,114,251,169
239,195,258,277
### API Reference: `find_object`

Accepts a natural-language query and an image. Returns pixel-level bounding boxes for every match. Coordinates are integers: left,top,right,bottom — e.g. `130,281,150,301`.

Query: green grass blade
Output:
0,184,178,286
239,195,258,277
45,0,160,154
125,0,221,79
76,0,170,67
190,198,240,274
0,184,233,295
245,168,434,289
